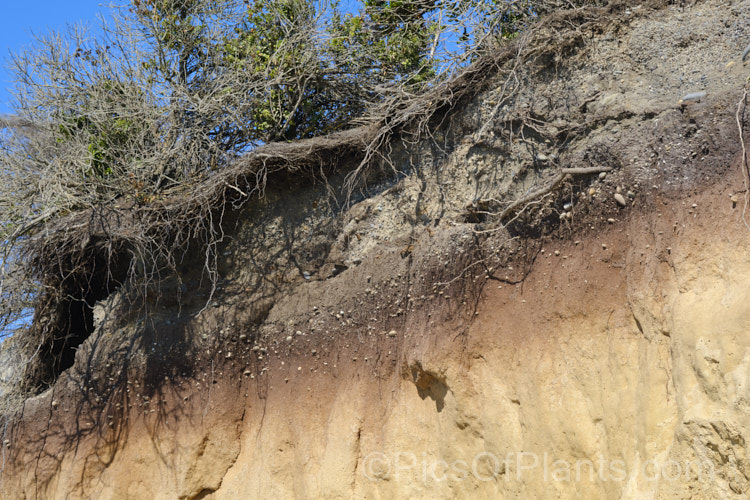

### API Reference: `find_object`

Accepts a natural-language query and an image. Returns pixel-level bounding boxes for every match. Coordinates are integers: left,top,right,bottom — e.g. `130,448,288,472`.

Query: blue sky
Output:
0,2,108,114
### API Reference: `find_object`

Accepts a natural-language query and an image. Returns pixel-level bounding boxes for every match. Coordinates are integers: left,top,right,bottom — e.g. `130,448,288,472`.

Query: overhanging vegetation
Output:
0,0,613,408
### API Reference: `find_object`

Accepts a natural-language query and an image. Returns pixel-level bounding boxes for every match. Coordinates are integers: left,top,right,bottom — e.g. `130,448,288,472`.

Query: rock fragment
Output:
679,92,706,104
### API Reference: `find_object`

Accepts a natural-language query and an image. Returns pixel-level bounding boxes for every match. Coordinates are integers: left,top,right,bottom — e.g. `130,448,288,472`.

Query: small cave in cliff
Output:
26,242,130,392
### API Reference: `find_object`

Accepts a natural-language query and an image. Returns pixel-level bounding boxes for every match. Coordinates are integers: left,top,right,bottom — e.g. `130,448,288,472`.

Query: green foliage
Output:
223,0,356,141
56,82,147,180
52,76,150,192
131,0,213,83
124,0,365,145
329,0,438,85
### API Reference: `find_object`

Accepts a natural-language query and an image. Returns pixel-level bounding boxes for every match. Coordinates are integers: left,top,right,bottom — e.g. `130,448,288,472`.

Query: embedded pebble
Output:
599,172,607,180
680,92,706,103
607,218,615,224
614,193,627,206
387,330,397,337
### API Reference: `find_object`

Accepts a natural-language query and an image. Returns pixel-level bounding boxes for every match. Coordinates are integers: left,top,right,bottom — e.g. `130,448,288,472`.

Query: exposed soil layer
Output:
4,0,750,498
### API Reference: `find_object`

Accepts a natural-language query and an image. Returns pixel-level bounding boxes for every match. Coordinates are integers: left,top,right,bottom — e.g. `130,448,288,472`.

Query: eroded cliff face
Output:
4,0,750,498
